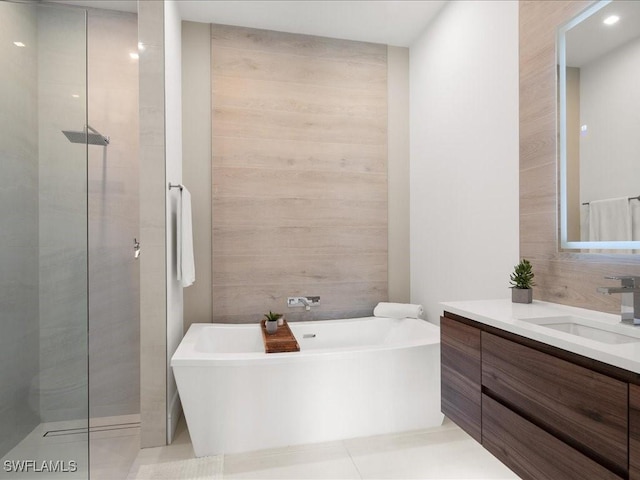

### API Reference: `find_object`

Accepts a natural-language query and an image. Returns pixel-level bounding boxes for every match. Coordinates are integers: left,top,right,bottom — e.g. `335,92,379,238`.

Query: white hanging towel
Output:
588,197,631,241
177,186,195,287
632,199,640,241
580,204,590,241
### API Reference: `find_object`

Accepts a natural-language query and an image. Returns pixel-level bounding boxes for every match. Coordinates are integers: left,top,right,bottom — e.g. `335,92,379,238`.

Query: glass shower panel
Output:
0,2,89,478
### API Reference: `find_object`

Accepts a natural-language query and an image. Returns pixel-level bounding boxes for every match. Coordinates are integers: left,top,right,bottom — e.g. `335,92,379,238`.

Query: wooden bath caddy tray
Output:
260,319,300,353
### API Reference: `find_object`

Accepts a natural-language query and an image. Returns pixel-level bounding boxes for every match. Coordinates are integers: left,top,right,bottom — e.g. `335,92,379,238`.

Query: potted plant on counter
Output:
510,258,535,304
264,311,282,334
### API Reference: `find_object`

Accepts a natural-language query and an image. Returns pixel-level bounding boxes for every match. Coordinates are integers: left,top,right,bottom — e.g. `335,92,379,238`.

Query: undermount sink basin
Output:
521,315,640,345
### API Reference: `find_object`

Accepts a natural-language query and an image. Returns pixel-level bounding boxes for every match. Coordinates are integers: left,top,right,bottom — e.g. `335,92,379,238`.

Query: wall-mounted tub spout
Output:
299,297,312,311
287,296,320,311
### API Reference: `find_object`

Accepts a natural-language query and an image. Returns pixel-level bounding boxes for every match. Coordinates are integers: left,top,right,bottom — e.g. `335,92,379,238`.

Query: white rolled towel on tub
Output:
373,302,424,319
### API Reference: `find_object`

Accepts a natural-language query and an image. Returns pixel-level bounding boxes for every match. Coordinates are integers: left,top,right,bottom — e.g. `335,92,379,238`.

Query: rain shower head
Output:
62,125,110,146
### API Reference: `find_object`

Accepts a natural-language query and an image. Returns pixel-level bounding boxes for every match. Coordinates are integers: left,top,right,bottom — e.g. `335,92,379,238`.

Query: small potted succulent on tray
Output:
510,258,535,304
264,311,282,334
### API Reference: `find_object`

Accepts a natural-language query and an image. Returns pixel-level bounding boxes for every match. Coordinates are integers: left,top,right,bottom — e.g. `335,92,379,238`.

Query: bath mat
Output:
134,455,223,480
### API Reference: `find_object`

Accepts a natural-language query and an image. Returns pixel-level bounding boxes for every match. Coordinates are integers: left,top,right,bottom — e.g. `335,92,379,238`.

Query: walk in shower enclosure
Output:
1,1,89,477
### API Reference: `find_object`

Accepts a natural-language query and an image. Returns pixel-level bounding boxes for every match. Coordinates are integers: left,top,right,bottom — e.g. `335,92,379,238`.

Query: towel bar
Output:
582,195,640,206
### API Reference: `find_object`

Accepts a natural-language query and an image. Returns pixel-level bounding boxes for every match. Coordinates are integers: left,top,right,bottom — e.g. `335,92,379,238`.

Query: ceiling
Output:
566,0,640,67
50,0,447,47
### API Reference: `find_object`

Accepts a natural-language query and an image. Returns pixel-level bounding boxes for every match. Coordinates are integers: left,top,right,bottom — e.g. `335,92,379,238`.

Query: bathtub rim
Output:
171,316,440,367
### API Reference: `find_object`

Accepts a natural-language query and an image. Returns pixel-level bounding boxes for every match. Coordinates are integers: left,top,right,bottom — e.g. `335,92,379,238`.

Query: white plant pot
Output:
266,320,278,334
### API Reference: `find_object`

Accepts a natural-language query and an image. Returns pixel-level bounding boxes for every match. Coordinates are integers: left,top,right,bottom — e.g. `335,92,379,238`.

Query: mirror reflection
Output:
559,0,640,250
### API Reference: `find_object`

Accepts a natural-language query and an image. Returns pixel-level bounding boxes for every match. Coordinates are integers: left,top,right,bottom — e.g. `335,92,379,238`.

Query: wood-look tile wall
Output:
520,1,640,314
211,25,388,323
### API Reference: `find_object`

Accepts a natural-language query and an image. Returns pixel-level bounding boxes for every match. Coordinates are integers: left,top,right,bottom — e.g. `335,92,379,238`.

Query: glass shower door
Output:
0,1,89,478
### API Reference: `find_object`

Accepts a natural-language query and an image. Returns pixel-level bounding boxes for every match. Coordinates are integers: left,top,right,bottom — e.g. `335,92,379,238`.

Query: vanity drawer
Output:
630,384,640,479
482,394,621,480
440,316,481,442
482,332,628,474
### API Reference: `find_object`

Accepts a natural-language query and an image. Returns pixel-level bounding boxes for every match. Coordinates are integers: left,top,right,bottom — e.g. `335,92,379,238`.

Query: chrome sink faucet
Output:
597,276,640,325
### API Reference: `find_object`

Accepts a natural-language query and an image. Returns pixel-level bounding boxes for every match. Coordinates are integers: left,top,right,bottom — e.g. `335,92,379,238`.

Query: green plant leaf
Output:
509,258,536,289
264,310,283,322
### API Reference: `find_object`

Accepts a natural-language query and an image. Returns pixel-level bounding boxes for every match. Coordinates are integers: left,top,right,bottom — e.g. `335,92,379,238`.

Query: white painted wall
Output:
164,0,183,444
409,0,520,325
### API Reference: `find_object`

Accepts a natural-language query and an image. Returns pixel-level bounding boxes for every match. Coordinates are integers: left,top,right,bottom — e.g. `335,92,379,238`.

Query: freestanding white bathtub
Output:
171,316,444,457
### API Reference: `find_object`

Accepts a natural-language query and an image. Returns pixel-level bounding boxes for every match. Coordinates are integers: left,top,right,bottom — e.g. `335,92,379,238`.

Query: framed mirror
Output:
558,0,640,251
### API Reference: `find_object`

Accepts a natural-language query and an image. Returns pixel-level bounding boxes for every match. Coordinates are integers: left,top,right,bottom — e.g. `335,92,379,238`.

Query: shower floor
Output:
1,414,140,479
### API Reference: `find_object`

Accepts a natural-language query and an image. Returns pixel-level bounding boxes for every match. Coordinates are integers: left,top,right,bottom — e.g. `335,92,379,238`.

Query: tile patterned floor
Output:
128,417,519,480
0,415,140,480
2,415,520,479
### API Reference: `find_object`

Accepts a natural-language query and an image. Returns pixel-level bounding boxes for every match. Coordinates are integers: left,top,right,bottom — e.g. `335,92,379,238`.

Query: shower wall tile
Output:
88,15,138,87
36,84,86,149
38,196,87,249
38,246,87,330
0,86,38,162
37,5,89,420
86,8,140,419
38,324,88,422
89,269,140,416
0,1,40,458
35,6,139,426
37,25,87,423
0,247,39,455
38,244,87,421
36,6,86,88
0,178,38,248
89,87,139,145
0,248,39,326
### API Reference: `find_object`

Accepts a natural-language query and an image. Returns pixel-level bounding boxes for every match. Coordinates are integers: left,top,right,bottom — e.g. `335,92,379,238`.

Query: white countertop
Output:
441,299,640,374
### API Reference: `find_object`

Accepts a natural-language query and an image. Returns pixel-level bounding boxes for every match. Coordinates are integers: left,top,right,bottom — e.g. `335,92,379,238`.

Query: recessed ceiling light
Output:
13,41,26,47
71,94,80,98
129,52,139,60
603,15,620,25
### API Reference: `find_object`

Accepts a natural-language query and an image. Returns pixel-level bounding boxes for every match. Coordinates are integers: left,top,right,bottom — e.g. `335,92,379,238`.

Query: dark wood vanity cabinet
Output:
483,331,628,474
630,384,640,479
482,394,620,480
441,312,636,480
440,315,481,442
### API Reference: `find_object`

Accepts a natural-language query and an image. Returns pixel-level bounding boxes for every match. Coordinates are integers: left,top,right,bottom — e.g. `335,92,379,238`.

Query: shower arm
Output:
86,124,104,137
